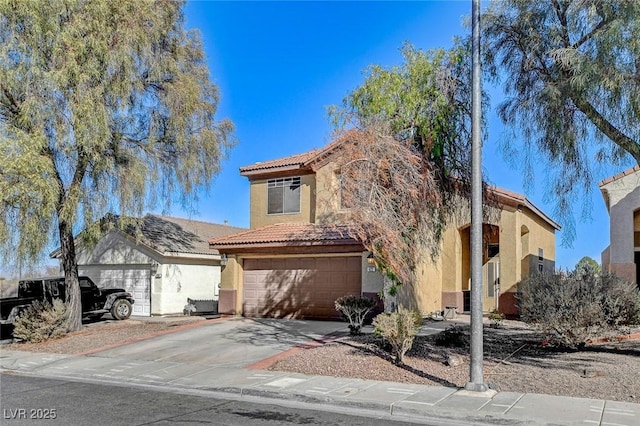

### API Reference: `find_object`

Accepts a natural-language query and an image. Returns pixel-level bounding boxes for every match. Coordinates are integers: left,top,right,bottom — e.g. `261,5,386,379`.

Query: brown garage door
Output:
243,256,361,319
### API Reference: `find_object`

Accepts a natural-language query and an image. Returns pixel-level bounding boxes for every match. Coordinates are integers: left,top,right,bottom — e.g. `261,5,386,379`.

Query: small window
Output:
267,177,301,214
338,172,353,210
538,248,544,262
538,263,544,273
487,244,499,258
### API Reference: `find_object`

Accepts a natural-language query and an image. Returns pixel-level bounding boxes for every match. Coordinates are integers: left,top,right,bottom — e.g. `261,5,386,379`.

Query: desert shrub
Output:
13,299,68,343
335,295,378,335
518,270,640,348
434,324,469,347
488,309,505,328
372,307,422,365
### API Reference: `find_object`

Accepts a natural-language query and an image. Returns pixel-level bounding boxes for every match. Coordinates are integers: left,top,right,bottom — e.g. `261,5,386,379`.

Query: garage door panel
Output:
79,266,150,317
242,256,361,319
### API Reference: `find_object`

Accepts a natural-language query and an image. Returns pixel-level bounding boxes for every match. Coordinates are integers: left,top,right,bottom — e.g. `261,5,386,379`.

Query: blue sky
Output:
178,0,630,271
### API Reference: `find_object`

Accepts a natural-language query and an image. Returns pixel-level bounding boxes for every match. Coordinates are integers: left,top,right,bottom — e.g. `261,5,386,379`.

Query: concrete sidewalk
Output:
1,333,638,425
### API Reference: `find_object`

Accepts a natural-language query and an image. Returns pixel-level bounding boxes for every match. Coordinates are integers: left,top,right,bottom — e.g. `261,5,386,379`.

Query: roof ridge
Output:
598,165,640,187
149,213,245,229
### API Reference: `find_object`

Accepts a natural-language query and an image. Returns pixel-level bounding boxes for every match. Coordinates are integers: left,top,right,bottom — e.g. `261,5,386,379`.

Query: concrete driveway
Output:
92,317,349,368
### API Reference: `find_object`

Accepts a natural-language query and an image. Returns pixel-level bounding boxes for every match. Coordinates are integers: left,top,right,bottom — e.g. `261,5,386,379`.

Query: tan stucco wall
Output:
398,256,443,315
361,253,384,294
249,173,316,229
410,204,556,314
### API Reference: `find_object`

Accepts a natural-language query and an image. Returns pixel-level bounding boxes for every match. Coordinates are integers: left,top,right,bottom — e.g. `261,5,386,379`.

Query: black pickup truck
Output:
0,276,135,325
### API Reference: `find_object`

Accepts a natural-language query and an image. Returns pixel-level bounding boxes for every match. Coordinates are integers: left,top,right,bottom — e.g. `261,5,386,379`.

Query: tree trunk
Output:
383,276,398,313
58,218,82,332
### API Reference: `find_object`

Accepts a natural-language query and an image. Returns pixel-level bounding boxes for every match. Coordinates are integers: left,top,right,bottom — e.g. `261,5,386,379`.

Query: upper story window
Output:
338,172,353,210
268,177,301,214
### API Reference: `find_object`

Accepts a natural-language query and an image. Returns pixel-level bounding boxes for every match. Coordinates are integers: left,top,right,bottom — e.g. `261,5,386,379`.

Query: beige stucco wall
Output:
249,173,316,229
314,161,353,223
398,256,443,315
153,261,221,315
409,202,556,314
600,171,640,282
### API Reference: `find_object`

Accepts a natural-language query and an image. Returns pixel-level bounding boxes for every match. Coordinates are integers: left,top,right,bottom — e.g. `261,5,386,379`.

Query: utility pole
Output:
465,0,488,393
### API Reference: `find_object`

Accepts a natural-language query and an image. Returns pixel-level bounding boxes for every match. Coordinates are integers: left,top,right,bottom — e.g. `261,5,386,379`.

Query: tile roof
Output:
210,223,362,249
239,132,353,176
239,150,321,175
598,165,640,187
491,186,561,230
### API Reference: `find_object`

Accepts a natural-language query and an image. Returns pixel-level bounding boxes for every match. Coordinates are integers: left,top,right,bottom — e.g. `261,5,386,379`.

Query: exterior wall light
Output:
366,253,376,272
366,253,375,266
220,253,228,266
150,261,160,275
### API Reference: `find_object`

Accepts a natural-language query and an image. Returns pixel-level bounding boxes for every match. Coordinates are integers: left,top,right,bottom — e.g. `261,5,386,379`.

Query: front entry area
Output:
242,256,361,319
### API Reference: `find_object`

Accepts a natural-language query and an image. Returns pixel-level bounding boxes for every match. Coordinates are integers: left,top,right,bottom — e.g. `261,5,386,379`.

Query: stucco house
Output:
52,214,245,316
211,141,560,319
600,165,640,285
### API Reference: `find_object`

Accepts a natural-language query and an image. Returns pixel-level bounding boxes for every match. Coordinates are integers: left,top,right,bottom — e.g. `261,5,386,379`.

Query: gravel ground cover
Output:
268,321,640,403
3,317,639,403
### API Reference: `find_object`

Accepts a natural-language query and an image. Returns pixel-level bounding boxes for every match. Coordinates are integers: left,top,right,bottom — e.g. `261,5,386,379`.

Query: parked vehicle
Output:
0,276,135,325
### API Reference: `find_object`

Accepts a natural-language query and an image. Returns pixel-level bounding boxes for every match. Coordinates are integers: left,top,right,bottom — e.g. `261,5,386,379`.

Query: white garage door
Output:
79,265,151,317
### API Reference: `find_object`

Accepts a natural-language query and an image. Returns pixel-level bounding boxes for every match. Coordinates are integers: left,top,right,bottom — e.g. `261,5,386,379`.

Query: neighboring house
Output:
600,165,640,286
52,215,246,316
211,141,560,319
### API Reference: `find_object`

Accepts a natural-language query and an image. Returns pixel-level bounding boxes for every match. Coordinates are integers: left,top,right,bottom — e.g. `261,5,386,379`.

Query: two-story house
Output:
600,165,640,285
211,140,560,319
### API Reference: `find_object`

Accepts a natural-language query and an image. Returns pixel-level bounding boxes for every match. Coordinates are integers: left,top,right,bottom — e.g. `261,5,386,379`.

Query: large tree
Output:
328,44,496,292
482,0,640,243
0,0,234,330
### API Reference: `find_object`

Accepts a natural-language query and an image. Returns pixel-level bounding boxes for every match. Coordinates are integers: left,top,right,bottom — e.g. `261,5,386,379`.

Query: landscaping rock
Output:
445,354,465,367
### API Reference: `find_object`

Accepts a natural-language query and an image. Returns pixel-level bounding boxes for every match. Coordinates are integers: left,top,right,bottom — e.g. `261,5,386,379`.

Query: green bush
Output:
335,295,378,335
434,324,469,347
372,307,422,365
518,270,640,348
13,299,68,343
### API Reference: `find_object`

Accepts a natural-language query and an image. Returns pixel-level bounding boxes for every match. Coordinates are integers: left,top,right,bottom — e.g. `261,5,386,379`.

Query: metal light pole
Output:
465,0,488,393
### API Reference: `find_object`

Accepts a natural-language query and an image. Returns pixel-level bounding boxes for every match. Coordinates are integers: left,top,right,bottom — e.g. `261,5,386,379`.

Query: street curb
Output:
77,316,231,356
586,332,640,345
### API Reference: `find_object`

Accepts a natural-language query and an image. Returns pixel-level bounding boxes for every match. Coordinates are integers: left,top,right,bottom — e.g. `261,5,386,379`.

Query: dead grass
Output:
3,317,206,355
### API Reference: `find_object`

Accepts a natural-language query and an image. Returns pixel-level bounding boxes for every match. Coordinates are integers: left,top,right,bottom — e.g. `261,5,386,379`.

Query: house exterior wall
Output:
402,204,557,317
76,231,155,265
153,261,221,315
601,171,640,283
249,173,316,229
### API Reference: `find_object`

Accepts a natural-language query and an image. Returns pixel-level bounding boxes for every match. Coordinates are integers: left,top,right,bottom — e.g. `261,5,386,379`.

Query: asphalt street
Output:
0,373,470,426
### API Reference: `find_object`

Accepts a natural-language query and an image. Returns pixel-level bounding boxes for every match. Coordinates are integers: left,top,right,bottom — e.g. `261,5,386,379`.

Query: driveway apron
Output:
90,318,347,368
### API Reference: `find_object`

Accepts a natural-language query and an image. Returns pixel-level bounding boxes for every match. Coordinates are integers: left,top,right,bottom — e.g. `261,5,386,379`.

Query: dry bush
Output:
518,270,640,348
13,299,68,343
335,295,378,335
373,307,422,365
